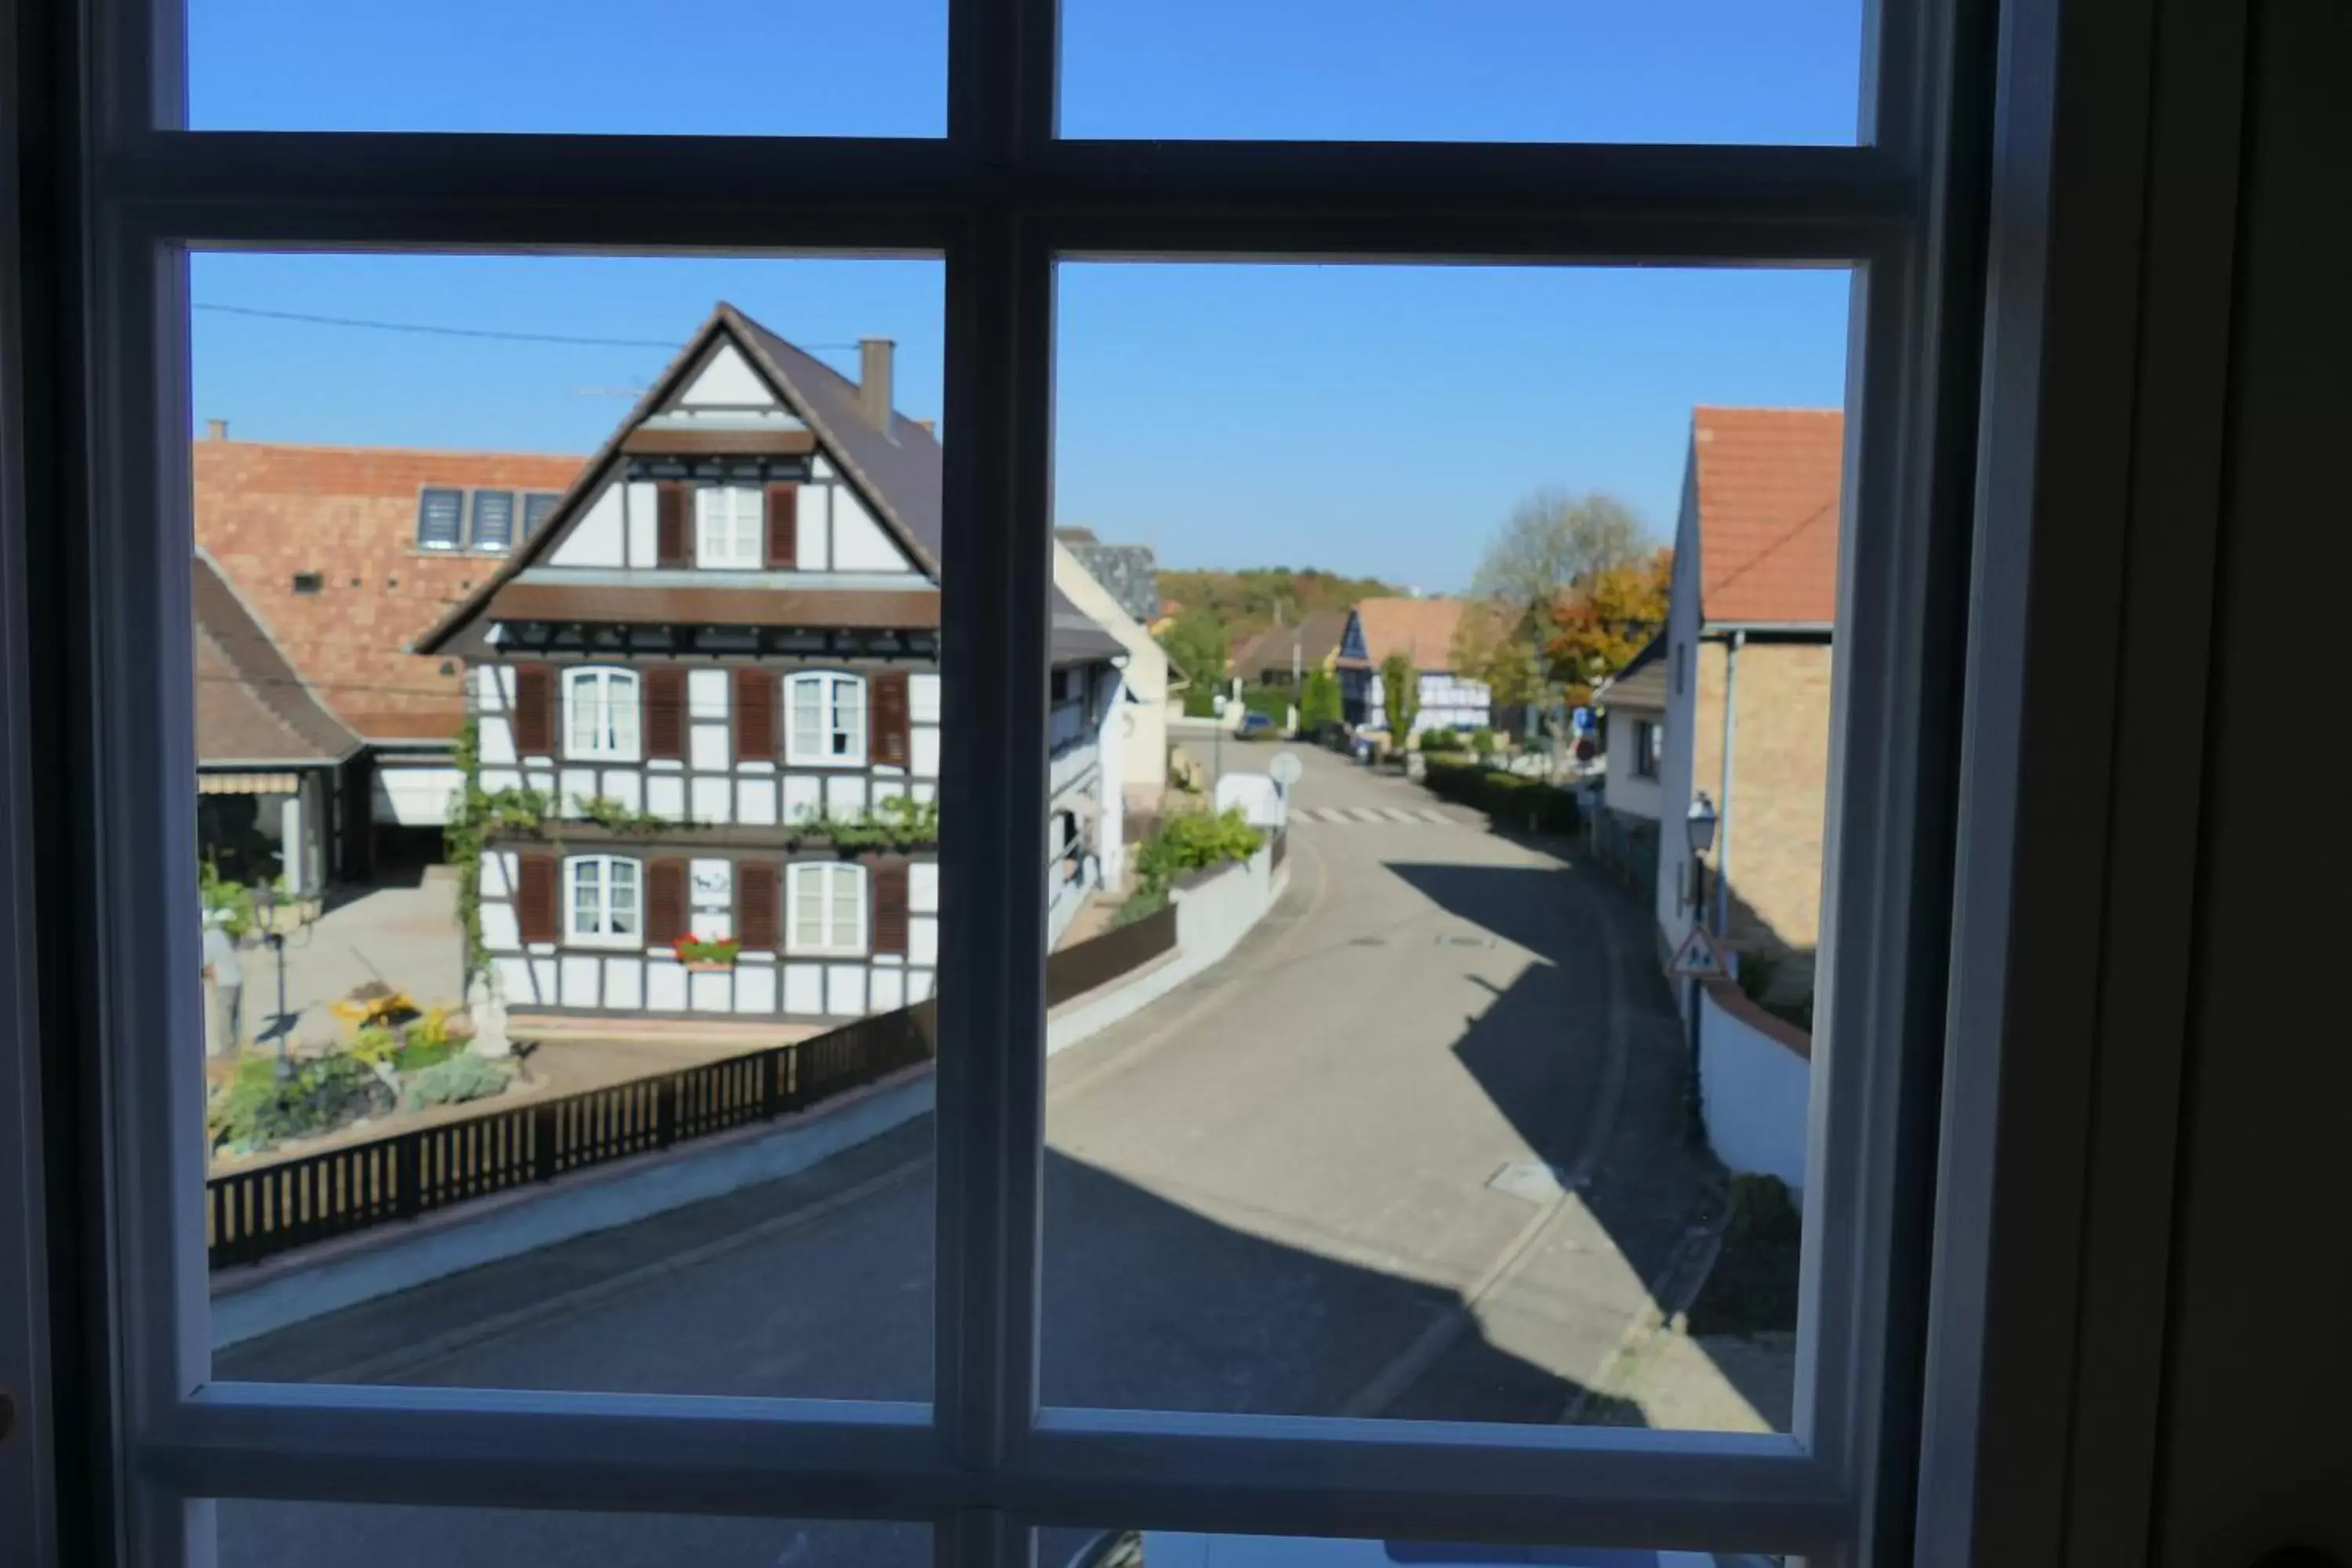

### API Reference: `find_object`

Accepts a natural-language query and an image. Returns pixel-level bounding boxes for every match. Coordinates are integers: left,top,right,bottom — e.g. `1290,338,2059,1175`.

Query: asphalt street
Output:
217,737,1715,1568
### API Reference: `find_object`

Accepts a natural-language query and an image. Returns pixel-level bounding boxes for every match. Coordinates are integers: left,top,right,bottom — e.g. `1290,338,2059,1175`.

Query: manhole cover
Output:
1349,936,1387,947
1437,934,1494,948
1487,1160,1575,1204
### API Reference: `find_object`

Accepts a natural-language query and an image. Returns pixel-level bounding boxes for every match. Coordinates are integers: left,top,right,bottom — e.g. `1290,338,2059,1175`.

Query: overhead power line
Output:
194,300,859,354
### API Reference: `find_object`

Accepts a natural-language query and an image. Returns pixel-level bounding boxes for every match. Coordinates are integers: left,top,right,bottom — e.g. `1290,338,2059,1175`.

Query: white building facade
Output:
420,306,1125,1025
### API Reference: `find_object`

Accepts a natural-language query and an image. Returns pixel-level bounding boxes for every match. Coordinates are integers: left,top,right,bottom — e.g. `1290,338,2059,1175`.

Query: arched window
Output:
564,855,641,946
564,666,639,760
786,671,866,765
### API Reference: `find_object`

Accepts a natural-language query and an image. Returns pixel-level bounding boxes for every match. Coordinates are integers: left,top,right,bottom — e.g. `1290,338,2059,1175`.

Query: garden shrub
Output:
1421,759,1580,833
1470,728,1497,757
1240,686,1290,723
209,1054,392,1153
1181,686,1218,718
1419,727,1465,753
1132,808,1264,901
404,1053,510,1112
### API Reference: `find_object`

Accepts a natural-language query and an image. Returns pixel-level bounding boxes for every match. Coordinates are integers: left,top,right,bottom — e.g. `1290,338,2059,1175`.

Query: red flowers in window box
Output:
673,935,741,970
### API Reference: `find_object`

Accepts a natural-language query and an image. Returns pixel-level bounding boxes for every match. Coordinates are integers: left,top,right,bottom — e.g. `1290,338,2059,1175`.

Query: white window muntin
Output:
53,7,2022,1567
564,854,642,947
786,861,866,956
563,666,640,761
786,670,866,766
695,482,764,569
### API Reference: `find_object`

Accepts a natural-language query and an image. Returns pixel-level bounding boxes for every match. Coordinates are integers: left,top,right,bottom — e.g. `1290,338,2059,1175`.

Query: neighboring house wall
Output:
1602,705,1664,821
472,658,943,1022
1417,671,1491,731
1054,539,1169,812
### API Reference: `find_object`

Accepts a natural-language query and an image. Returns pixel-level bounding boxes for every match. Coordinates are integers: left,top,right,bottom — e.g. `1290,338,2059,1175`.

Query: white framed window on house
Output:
565,855,642,946
2,0,2082,1563
695,483,764,568
564,666,641,760
786,861,866,955
787,671,865,764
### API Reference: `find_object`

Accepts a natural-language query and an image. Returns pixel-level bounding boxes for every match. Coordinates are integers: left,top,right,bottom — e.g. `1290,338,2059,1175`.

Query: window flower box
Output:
673,935,740,971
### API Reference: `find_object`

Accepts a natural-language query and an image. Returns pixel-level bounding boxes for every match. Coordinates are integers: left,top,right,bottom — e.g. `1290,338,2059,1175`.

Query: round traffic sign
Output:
1268,751,1304,788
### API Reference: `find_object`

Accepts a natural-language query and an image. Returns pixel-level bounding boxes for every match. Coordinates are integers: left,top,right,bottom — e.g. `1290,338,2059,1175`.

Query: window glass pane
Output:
193,252,944,1405
1062,0,1866,144
1040,263,1844,1432
188,2,946,136
470,489,515,553
416,487,463,550
218,1504,925,1568
521,491,561,537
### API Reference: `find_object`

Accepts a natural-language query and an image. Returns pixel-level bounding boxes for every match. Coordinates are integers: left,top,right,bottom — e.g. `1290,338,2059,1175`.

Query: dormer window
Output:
695,484,764,569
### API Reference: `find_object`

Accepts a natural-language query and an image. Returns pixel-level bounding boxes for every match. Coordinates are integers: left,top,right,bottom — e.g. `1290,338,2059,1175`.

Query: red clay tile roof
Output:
194,440,586,743
193,550,361,766
1336,597,1477,671
1232,608,1350,681
1691,407,1844,627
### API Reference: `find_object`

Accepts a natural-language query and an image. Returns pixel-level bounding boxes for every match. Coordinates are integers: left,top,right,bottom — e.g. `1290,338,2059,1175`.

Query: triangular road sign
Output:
1669,924,1729,979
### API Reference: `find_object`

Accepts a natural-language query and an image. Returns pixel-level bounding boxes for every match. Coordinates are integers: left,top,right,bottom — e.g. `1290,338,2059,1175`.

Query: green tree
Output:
1546,547,1674,705
1466,489,1646,709
1301,667,1343,728
1156,606,1229,690
1380,651,1419,737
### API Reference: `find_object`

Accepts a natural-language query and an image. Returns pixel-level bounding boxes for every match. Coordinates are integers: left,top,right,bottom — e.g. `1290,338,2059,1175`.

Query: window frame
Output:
563,853,644,948
468,487,516,554
786,860,869,956
563,665,641,762
786,670,866,767
415,484,465,551
695,481,765,570
1634,719,1661,780
0,0,2100,1563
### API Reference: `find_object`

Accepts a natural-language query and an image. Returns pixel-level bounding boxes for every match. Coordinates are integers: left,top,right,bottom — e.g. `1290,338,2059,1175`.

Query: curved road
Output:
221,739,1712,1566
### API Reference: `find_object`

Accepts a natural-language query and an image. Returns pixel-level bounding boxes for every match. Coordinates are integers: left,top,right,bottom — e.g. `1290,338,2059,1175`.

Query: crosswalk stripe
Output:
1293,803,1468,825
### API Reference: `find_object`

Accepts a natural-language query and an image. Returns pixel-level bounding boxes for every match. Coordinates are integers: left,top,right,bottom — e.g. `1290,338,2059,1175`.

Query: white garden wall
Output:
1697,978,1811,1194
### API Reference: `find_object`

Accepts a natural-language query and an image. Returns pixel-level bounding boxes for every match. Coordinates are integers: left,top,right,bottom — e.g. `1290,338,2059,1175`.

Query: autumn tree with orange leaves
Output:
1545,547,1674,706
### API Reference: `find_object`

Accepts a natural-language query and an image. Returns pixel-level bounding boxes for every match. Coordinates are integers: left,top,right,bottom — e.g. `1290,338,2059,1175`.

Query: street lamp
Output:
1686,792,1719,918
252,878,290,1077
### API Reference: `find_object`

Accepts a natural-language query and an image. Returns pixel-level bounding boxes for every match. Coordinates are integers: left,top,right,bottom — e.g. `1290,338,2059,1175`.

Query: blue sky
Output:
186,2,1860,590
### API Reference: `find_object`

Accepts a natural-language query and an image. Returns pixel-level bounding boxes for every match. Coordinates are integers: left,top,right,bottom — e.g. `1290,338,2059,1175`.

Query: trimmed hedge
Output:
1422,759,1581,834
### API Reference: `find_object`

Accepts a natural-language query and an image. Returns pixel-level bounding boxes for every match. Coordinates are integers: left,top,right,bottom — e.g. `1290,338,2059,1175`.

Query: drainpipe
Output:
1713,630,1744,935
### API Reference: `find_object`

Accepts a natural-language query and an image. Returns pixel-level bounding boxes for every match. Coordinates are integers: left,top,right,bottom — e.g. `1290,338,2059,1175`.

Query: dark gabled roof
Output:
1232,608,1350,681
193,550,363,766
419,303,1115,665
1592,632,1668,713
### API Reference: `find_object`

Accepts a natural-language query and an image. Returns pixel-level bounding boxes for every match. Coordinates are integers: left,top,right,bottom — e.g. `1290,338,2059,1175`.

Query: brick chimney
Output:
858,338,895,429
204,419,228,441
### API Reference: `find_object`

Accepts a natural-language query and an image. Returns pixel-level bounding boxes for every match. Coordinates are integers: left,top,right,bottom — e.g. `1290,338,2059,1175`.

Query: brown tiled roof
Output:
193,550,361,766
195,440,585,742
1232,608,1350,681
1690,406,1844,627
1336,597,1475,671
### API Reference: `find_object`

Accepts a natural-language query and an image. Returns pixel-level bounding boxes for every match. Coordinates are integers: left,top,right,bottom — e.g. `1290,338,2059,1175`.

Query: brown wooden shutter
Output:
512,663,555,757
737,860,781,952
643,665,685,760
869,857,909,956
655,481,689,568
765,483,799,568
648,858,688,946
515,852,558,944
733,667,775,762
869,670,911,768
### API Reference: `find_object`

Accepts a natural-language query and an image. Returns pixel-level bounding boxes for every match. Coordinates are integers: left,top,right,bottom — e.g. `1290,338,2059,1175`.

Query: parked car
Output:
1237,710,1279,740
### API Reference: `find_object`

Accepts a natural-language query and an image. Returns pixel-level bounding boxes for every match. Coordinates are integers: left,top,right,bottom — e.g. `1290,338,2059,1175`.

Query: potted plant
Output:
673,934,742,971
